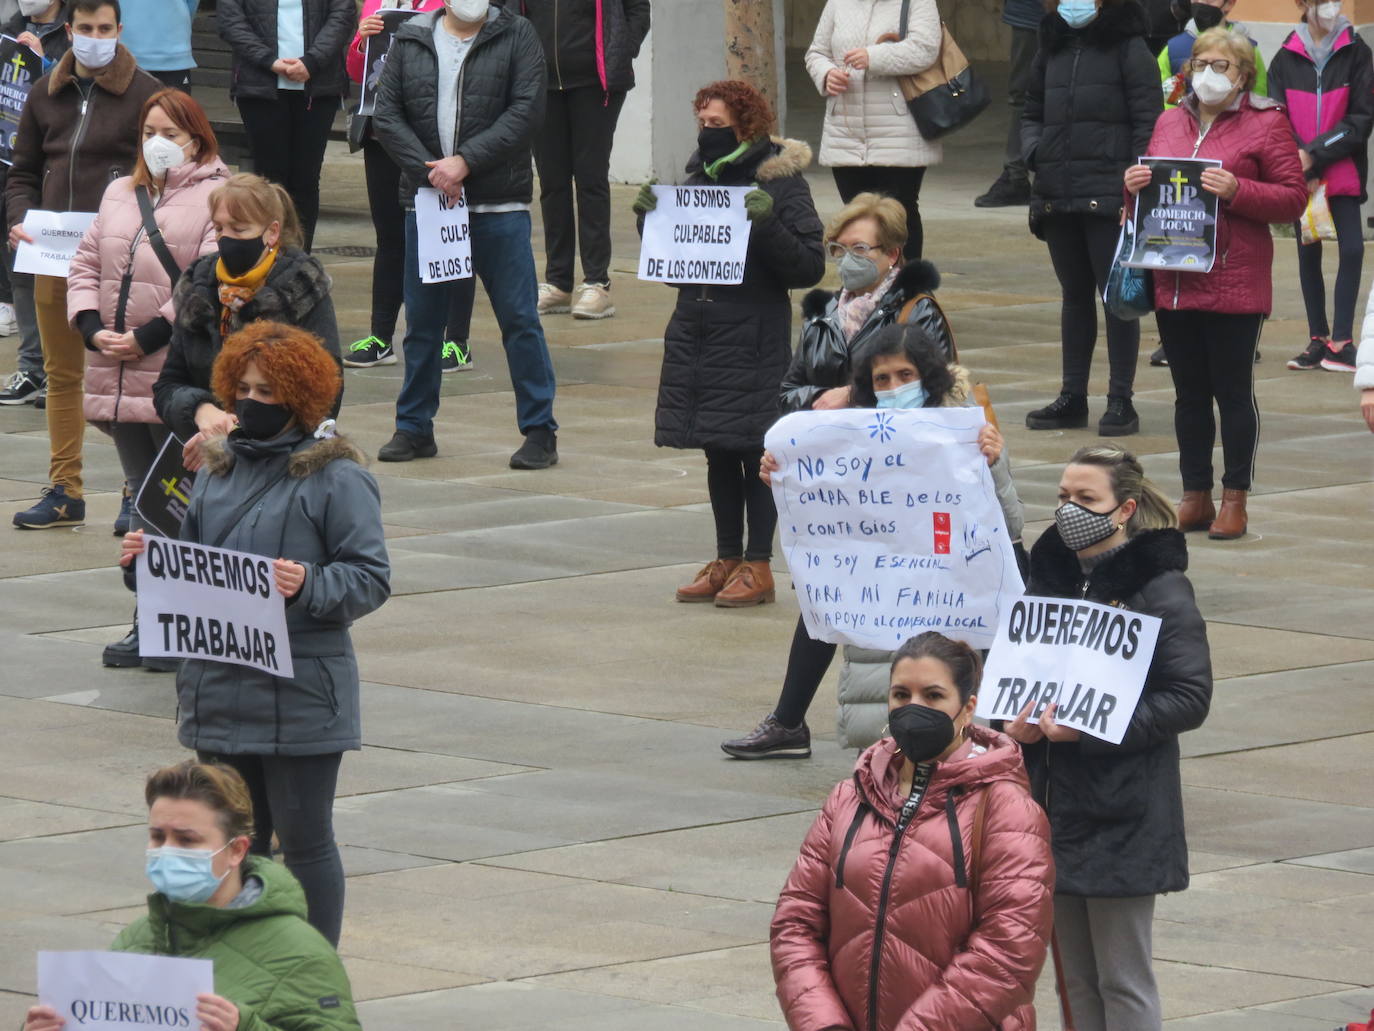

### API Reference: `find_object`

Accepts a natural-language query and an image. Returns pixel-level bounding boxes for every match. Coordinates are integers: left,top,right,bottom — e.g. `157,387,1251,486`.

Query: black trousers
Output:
237,92,340,252
832,165,926,261
362,137,474,345
1042,213,1140,400
533,88,626,291
150,68,193,92
1003,26,1037,176
1296,193,1364,343
1156,309,1264,492
704,446,776,561
772,615,838,728
198,750,345,948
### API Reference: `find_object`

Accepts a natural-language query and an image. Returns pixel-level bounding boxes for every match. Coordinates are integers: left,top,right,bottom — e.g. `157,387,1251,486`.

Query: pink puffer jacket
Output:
68,158,229,424
771,727,1054,1031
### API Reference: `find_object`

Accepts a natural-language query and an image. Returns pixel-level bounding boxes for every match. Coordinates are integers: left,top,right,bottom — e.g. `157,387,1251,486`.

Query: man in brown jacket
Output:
5,0,159,529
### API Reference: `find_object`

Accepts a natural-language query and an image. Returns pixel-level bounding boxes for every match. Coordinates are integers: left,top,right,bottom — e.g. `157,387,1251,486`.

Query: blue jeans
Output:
396,209,557,438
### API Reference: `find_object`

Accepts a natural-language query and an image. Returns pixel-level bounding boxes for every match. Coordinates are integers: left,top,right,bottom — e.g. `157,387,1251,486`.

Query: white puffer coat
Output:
804,0,944,168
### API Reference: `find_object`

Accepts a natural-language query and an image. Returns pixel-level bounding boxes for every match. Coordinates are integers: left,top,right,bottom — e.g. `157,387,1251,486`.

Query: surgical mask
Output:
145,844,229,903
142,135,190,177
217,235,267,278
234,398,293,440
1054,500,1122,551
889,703,957,763
1191,65,1237,105
1312,1,1341,29
837,252,881,292
1058,0,1099,28
71,33,117,70
874,381,927,410
1190,2,1225,30
18,0,53,17
697,126,740,165
448,0,487,21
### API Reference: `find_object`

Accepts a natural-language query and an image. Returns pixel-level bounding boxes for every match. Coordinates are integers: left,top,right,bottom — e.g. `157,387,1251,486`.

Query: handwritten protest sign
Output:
0,36,43,166
766,407,1023,651
357,9,421,116
14,210,97,277
976,596,1162,744
1122,157,1222,273
415,186,472,283
137,537,294,678
38,951,213,1031
637,184,752,285
134,434,196,539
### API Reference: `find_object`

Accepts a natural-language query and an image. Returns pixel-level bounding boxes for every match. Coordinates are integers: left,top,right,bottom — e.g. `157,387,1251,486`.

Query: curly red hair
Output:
693,80,775,141
211,321,341,430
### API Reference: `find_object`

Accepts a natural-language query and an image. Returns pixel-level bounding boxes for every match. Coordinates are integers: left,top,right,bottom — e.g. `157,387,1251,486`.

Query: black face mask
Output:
218,235,267,278
1191,3,1225,30
697,126,740,165
234,398,293,440
889,703,957,764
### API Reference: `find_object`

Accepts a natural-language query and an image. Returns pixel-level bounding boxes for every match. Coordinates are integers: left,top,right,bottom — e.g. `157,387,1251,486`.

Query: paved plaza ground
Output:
2,83,1374,1030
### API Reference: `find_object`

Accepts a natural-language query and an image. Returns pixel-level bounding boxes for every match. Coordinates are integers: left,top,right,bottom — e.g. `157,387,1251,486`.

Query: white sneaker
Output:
0,302,17,337
537,283,572,315
571,282,616,320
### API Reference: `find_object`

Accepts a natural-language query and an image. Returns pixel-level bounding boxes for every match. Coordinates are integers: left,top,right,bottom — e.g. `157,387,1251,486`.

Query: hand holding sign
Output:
37,951,214,1031
195,993,240,1031
637,185,753,285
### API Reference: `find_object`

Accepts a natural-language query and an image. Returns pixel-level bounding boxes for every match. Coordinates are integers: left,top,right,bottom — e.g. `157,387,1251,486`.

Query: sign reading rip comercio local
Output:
38,950,213,1031
136,537,294,678
637,184,752,285
976,596,1162,745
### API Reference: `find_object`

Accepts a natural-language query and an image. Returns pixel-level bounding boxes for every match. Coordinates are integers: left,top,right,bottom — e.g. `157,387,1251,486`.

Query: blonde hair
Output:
1192,27,1258,91
207,173,303,250
1067,445,1177,534
824,192,908,254
145,760,254,841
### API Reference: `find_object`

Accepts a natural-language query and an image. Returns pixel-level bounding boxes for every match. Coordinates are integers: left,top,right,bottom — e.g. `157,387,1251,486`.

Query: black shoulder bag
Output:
113,186,184,334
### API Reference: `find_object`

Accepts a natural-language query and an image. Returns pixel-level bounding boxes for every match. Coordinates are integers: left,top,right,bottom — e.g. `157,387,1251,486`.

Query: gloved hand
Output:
633,180,658,214
744,187,773,221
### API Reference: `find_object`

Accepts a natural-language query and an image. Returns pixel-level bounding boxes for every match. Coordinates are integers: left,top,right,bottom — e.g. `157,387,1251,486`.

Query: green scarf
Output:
703,138,753,180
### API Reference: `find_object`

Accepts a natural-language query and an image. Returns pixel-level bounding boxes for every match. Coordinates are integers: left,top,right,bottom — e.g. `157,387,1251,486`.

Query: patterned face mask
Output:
1054,500,1122,551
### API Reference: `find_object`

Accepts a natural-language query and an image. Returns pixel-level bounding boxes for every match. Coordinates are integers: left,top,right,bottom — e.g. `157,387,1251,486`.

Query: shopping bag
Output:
1103,216,1153,321
1300,181,1338,245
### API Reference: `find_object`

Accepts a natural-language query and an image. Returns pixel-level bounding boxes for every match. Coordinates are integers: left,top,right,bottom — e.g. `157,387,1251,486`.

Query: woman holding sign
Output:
1124,27,1307,539
771,631,1055,1030
124,323,390,947
1006,444,1211,1031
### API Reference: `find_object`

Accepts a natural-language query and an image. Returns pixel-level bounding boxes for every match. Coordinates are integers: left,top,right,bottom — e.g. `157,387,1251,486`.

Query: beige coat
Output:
804,0,944,168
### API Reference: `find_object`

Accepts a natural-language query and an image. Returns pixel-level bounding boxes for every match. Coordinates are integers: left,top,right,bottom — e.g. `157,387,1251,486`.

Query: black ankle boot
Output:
102,626,141,668
1098,396,1139,436
1025,393,1088,430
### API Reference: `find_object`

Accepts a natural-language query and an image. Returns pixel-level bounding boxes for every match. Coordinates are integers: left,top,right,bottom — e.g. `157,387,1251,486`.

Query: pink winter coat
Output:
771,727,1054,1031
68,158,229,424
346,0,444,84
1145,94,1307,316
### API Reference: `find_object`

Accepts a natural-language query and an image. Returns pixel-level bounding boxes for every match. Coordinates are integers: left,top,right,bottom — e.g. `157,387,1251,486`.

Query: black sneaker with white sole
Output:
1321,341,1357,372
441,340,473,373
343,336,397,368
720,715,811,759
0,370,44,404
1287,338,1327,370
1149,346,1168,367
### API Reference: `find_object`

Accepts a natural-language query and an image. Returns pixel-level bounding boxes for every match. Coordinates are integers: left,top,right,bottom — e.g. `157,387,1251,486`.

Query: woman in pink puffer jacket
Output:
771,632,1055,1031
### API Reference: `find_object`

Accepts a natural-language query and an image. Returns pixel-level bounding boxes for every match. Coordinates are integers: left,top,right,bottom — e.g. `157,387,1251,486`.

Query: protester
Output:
123,323,390,946
3,0,68,69
1158,0,1267,106
372,0,560,468
723,323,1020,758
1268,0,1372,374
974,0,1041,208
1021,0,1161,438
345,0,475,374
154,173,341,472
5,0,161,529
120,0,198,91
520,0,650,320
21,760,362,1031
635,79,824,608
771,632,1055,1031
1005,444,1212,1031
1126,28,1306,539
804,0,941,261
216,0,355,251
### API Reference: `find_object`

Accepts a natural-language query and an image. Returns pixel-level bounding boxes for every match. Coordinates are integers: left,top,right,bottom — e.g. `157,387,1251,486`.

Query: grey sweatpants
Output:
1054,893,1162,1031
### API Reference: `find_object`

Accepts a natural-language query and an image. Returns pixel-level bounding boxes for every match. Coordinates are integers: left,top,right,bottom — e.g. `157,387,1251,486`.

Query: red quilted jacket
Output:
1144,93,1307,316
771,727,1055,1031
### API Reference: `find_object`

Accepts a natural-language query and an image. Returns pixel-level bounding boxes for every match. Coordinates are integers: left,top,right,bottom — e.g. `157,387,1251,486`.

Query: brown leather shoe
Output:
1176,490,1216,533
714,560,776,607
1209,489,1248,540
675,558,741,602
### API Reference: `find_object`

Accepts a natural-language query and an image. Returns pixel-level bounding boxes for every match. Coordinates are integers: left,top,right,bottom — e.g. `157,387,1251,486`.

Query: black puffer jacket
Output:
1022,1,1162,216
217,0,355,102
1021,526,1212,898
654,136,825,452
153,249,342,441
517,0,651,93
780,261,952,413
373,8,546,208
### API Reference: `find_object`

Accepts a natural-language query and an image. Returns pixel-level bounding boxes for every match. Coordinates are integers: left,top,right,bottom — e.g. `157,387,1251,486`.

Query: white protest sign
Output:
137,537,294,678
414,186,472,283
38,950,214,1031
976,596,1162,744
14,210,97,276
767,407,1024,651
637,184,752,285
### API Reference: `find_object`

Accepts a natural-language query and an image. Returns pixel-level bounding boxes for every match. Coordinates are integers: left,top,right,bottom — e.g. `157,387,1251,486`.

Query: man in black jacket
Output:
372,1,559,469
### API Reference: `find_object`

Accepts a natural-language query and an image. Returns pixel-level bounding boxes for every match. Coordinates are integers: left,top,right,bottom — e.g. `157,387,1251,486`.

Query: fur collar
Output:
802,260,942,320
183,249,332,330
755,136,813,182
48,44,142,96
1030,526,1189,603
203,433,367,478
1040,0,1148,53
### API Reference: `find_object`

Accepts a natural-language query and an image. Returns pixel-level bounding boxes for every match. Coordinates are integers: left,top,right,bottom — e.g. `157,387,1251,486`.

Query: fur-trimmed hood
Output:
685,135,812,183
1030,526,1189,603
177,248,334,337
48,43,143,96
203,432,367,478
1040,0,1148,53
802,260,941,320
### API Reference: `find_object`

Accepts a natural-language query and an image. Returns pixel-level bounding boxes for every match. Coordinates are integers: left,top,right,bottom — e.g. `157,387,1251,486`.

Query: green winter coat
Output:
110,857,360,1031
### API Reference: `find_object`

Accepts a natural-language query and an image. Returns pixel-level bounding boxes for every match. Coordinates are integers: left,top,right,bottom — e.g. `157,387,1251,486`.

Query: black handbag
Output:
884,0,991,140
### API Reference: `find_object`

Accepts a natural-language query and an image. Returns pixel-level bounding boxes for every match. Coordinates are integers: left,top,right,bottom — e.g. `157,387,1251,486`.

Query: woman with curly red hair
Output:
121,321,390,947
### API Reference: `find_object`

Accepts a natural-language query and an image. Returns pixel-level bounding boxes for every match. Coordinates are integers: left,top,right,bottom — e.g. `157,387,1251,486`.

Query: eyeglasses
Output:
826,242,879,260
1190,58,1233,74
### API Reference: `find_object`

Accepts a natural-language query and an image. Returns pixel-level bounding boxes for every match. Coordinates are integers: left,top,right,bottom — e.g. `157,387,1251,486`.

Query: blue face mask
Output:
874,381,927,409
145,844,230,903
1058,0,1099,27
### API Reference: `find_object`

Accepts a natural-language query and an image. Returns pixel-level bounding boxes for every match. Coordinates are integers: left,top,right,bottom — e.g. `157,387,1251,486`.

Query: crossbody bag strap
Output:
135,185,184,288
898,0,910,38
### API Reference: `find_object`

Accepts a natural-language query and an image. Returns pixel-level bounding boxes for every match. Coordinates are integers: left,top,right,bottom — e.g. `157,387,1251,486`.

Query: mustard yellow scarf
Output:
216,247,279,337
